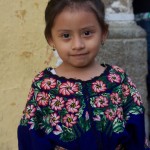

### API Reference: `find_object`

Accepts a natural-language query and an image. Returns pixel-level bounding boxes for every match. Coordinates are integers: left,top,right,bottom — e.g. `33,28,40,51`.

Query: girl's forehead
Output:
54,6,96,22
52,9,100,31
54,8,97,24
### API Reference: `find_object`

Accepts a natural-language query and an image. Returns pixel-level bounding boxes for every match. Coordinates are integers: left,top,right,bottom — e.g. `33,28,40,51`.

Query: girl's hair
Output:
44,0,108,41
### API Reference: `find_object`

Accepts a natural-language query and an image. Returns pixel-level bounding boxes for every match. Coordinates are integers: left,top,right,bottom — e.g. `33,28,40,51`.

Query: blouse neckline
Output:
46,64,111,83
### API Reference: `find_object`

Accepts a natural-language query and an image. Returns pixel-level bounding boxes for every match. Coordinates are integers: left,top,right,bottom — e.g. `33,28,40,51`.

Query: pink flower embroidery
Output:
33,71,44,82
36,92,50,106
59,81,79,96
105,109,116,121
85,111,89,121
94,96,108,108
108,74,121,83
110,93,121,105
116,107,123,120
145,139,150,148
93,115,101,121
28,121,35,130
122,84,130,97
92,80,107,93
41,78,56,90
24,105,36,119
66,98,80,113
63,114,77,128
51,96,65,111
112,66,124,73
53,125,63,135
27,88,34,101
50,113,60,126
127,77,136,88
133,92,143,106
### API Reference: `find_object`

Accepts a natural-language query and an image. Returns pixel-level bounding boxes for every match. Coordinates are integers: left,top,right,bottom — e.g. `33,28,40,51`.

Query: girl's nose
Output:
72,36,85,50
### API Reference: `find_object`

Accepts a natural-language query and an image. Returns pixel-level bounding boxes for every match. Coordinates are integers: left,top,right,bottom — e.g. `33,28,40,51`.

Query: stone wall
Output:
104,0,132,13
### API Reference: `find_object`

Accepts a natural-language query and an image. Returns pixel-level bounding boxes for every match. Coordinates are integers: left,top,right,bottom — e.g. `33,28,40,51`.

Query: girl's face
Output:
49,7,106,69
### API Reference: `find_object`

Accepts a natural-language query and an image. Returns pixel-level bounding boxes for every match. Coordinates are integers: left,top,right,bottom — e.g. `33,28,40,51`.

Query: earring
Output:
101,41,104,46
52,45,55,51
101,41,106,67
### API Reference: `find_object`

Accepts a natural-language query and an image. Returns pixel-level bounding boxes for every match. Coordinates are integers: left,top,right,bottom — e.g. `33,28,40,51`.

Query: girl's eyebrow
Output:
57,26,96,32
81,26,96,30
57,29,71,33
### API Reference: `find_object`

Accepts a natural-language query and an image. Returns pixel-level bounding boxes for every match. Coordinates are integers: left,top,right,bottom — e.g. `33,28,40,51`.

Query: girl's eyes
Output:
83,31,91,36
82,30,94,37
61,33,70,39
59,30,94,39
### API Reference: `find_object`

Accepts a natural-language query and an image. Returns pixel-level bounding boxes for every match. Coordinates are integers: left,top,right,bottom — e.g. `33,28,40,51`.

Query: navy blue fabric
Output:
18,114,148,150
18,65,150,150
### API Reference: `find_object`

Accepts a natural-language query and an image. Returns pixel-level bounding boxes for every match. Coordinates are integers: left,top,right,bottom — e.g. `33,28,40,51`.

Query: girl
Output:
18,0,150,149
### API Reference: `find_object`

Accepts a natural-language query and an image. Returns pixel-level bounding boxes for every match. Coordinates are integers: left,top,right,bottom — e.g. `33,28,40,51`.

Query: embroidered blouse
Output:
18,64,150,150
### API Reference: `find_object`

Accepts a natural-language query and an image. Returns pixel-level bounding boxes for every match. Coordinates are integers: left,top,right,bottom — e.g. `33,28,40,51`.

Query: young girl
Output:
18,0,150,149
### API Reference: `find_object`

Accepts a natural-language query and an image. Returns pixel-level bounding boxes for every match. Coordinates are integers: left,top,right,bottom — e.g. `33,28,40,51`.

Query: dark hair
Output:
44,0,108,41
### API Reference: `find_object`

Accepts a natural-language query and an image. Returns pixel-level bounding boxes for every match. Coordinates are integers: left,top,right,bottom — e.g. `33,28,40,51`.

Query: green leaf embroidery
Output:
113,119,124,133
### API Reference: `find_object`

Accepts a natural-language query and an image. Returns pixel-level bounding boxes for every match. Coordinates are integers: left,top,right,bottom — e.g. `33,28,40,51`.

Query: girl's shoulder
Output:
102,64,127,80
32,67,57,82
32,65,127,84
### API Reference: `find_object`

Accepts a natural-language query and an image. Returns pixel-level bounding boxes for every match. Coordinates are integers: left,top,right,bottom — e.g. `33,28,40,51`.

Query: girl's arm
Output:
17,80,55,150
122,74,150,149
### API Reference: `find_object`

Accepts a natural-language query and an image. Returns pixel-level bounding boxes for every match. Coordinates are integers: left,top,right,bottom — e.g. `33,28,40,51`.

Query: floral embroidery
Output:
110,93,121,104
108,73,121,83
41,78,57,90
122,84,130,97
50,96,65,111
93,115,101,121
20,65,145,143
85,111,89,120
36,92,50,106
50,113,60,126
127,77,136,88
116,107,123,120
27,88,34,101
24,105,36,119
59,81,79,95
94,96,108,108
133,92,143,106
112,65,125,73
66,98,80,113
33,71,44,82
92,80,107,93
53,125,63,135
105,109,116,121
63,114,77,128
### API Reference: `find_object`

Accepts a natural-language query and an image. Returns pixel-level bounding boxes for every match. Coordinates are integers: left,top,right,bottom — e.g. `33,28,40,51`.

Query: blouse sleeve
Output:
122,74,150,150
17,81,55,150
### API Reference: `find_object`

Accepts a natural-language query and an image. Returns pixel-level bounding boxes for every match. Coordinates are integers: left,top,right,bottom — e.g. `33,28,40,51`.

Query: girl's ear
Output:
47,38,54,47
101,24,109,44
101,30,108,44
47,38,56,51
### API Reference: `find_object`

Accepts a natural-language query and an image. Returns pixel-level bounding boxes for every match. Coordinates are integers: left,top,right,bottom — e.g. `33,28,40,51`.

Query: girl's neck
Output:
55,61,106,81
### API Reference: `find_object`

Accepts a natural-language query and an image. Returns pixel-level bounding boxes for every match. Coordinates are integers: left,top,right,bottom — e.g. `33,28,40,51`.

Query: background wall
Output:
0,1,57,149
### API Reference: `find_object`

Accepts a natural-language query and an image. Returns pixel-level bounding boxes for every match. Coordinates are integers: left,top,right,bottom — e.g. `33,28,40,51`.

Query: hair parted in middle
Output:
44,0,108,42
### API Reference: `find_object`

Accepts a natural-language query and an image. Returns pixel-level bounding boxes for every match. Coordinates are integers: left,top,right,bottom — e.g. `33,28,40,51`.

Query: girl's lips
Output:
71,53,88,56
